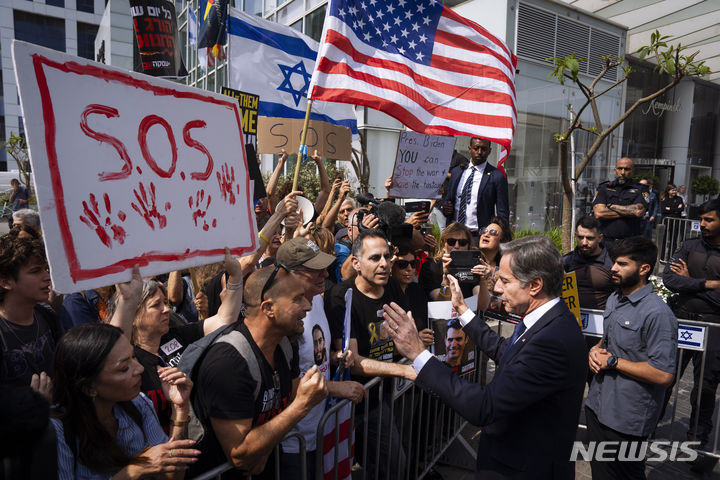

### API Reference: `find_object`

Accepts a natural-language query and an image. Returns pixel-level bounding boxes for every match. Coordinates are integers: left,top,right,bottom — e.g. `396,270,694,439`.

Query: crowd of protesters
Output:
1,146,719,480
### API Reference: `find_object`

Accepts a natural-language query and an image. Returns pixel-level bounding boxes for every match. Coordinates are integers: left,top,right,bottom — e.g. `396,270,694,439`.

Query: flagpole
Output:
292,99,313,191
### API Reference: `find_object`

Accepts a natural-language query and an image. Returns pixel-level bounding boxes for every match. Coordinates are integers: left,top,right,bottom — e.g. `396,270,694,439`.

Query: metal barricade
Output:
657,217,701,266
191,346,491,480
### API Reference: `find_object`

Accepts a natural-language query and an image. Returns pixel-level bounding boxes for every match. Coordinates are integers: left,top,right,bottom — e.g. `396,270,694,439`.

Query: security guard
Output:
592,157,649,251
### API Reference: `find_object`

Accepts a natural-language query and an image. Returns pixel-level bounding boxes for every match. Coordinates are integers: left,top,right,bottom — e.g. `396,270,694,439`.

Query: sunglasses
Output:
481,227,500,237
446,238,469,247
261,264,290,301
395,259,419,269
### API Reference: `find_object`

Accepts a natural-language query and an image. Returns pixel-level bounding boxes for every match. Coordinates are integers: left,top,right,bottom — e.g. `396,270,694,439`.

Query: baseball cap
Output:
276,237,335,270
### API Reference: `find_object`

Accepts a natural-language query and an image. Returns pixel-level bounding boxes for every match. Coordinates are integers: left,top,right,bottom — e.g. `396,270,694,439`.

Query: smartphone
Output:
405,201,430,213
449,250,484,283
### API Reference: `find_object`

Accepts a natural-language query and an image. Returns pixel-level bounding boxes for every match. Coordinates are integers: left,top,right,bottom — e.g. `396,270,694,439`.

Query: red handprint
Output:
79,193,127,248
188,189,216,231
131,181,168,230
216,163,238,205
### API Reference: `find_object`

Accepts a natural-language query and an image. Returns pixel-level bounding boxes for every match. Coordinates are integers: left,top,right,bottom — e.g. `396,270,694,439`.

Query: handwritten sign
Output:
389,131,455,199
562,271,581,326
221,87,258,147
12,41,256,293
257,117,352,160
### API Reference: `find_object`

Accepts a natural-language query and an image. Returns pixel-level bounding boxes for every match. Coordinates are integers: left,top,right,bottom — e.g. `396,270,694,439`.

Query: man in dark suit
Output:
383,236,587,479
443,138,509,238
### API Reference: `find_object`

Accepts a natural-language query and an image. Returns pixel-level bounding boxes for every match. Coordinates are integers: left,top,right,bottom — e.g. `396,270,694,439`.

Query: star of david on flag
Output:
227,8,358,133
309,0,516,151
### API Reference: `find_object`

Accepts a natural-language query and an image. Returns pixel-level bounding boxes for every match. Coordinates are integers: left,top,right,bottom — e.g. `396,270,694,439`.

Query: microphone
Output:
357,192,379,207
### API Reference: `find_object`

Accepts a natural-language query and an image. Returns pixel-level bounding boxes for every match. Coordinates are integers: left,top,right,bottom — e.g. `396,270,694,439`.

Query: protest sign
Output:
428,296,477,375
12,41,255,293
562,271,581,326
130,0,187,77
257,117,352,159
221,87,258,147
389,131,455,199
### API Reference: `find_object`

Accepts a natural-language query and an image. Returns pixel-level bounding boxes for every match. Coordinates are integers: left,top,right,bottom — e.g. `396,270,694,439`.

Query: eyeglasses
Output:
395,259,419,269
446,238,469,247
481,227,500,237
261,264,290,301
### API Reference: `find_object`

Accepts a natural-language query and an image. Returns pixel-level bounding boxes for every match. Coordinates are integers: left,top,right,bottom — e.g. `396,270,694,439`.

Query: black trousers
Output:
586,406,647,480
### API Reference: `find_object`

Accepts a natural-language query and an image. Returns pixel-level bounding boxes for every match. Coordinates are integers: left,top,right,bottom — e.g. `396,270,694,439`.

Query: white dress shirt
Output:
454,162,486,231
412,297,562,374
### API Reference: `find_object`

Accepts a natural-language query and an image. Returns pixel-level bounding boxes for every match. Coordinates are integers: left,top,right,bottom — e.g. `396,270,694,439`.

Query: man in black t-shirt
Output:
192,265,327,479
324,229,416,479
0,237,60,403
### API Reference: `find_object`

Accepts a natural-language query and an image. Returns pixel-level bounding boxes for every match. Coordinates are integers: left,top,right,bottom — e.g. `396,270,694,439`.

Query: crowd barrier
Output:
191,352,485,480
191,309,720,479
657,217,701,266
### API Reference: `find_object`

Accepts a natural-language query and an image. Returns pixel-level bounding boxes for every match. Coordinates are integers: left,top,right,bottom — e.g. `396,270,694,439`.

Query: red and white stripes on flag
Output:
321,401,354,480
309,0,517,151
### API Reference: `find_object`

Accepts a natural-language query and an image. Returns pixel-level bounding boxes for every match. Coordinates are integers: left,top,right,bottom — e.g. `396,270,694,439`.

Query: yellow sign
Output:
562,271,581,327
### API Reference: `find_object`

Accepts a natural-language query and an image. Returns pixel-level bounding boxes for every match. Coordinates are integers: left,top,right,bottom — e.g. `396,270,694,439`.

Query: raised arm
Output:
317,178,341,226
312,150,332,212
202,248,244,335
166,271,184,306
108,265,143,339
321,180,351,229
266,150,288,212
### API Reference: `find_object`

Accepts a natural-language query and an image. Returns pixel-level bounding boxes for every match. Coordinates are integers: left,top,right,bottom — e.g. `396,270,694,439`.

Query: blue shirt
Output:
334,243,350,282
585,283,677,437
52,393,168,479
11,186,29,211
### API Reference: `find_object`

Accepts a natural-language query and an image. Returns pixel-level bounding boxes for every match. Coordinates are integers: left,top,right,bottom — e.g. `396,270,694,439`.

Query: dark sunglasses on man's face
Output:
395,259,419,269
261,264,290,301
481,227,500,237
446,238,469,247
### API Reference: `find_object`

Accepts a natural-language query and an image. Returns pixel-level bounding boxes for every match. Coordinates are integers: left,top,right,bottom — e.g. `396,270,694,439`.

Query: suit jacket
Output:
444,162,509,229
415,301,587,479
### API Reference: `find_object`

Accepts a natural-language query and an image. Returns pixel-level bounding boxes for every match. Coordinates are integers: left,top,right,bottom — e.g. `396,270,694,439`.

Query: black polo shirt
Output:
592,180,649,238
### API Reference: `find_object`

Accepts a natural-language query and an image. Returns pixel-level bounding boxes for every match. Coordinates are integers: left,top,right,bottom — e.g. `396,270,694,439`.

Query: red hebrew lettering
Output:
131,181,168,230
79,104,133,181
138,115,177,178
182,120,214,180
78,192,127,247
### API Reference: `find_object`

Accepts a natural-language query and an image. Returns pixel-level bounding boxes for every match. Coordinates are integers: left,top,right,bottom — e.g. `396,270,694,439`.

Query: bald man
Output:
592,157,649,251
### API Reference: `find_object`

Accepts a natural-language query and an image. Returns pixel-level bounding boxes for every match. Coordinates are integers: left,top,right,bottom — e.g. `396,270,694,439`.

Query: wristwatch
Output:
606,355,618,369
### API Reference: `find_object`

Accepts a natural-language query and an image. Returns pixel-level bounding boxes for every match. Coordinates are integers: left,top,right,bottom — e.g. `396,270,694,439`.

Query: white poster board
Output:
389,131,455,199
12,41,256,293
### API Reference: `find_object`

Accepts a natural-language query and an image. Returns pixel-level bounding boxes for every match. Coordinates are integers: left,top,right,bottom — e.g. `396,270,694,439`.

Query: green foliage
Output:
545,53,587,85
2,133,32,190
636,30,710,78
261,156,353,203
691,175,719,196
513,226,563,252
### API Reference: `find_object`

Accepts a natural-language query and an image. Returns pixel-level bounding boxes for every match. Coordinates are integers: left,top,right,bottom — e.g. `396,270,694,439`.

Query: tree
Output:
3,132,32,190
547,31,710,253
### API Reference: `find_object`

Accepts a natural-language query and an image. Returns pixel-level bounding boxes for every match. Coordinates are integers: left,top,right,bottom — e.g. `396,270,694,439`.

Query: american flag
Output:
309,0,517,150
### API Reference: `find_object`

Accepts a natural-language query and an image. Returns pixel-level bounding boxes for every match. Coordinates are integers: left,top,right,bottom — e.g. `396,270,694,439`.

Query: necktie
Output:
457,167,475,225
504,321,527,355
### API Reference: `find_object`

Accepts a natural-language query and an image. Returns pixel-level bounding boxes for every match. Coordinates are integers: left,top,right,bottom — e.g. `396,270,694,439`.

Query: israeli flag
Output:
188,8,198,48
227,7,358,133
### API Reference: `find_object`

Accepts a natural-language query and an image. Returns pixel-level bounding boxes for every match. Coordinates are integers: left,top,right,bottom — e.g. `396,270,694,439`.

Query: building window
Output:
46,0,65,8
14,11,66,52
76,0,94,14
304,5,325,42
77,22,98,60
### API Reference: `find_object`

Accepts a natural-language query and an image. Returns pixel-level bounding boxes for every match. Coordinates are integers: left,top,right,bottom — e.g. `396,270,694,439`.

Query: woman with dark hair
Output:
474,215,513,291
660,184,685,218
391,246,434,346
109,249,244,433
51,323,198,479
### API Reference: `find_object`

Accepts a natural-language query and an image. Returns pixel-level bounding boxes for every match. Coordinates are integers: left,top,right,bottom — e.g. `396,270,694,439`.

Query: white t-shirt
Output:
282,294,331,453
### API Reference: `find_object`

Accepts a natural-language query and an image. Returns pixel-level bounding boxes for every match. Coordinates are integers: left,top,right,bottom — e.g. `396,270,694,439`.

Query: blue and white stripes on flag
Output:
188,8,198,48
227,7,358,134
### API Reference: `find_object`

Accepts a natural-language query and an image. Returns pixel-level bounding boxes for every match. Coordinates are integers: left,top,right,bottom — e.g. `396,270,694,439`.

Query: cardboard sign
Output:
12,41,256,293
257,116,352,160
221,87,258,147
389,131,455,199
562,271,581,326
